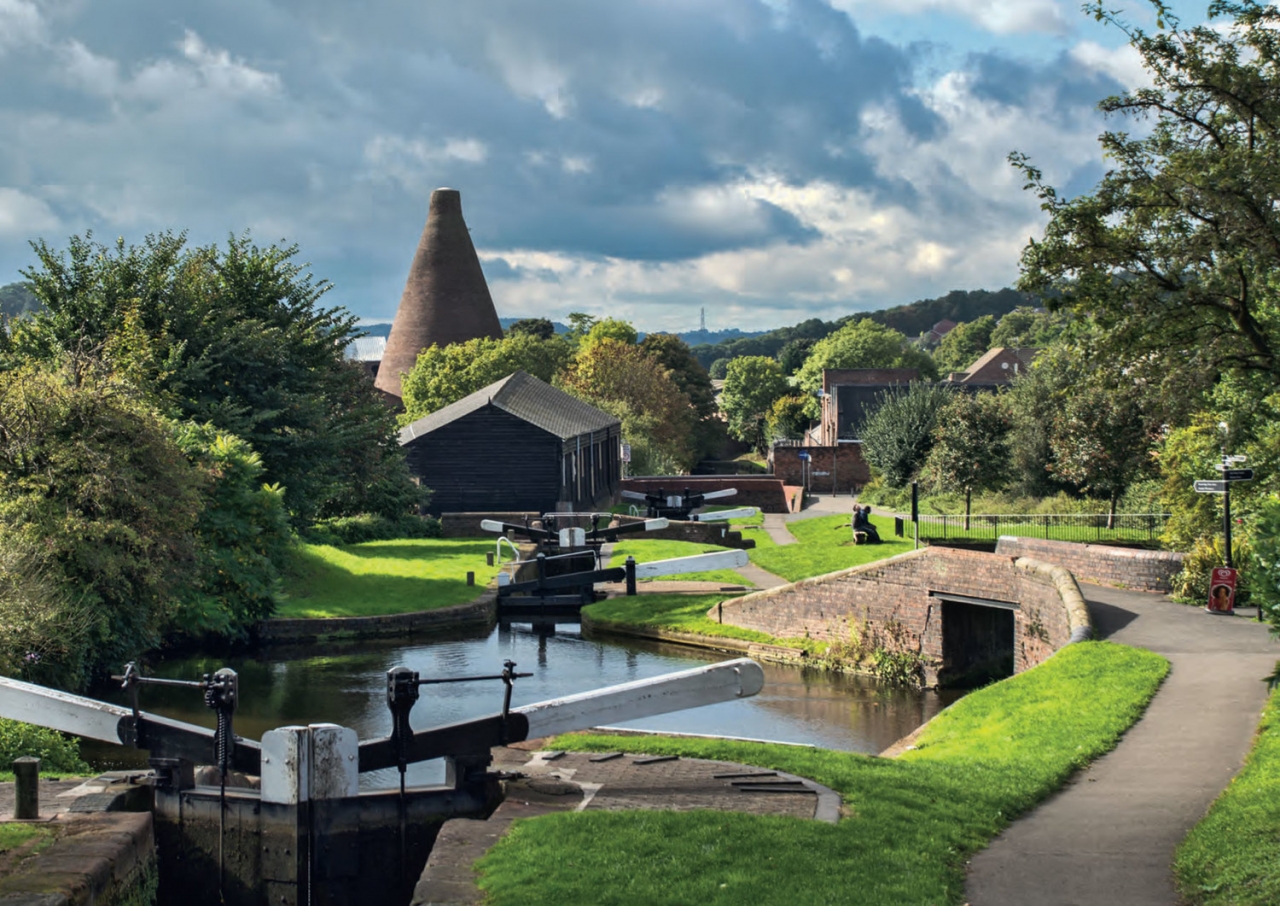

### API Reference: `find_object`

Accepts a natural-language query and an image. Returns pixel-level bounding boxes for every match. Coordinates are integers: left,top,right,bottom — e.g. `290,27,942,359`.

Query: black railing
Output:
894,512,1171,544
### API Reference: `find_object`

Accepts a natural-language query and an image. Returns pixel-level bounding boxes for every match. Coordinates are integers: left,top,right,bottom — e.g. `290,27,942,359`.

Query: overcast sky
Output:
0,0,1209,332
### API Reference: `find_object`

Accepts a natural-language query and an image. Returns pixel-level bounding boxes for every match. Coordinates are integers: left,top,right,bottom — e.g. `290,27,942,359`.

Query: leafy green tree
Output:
0,282,41,320
0,361,204,685
990,306,1066,348
583,318,639,347
565,312,598,341
170,423,291,641
720,356,790,456
922,391,1011,521
766,395,812,443
794,319,938,407
709,358,731,379
1014,0,1280,392
933,316,996,373
400,333,574,420
558,339,695,473
1049,381,1152,525
640,333,723,460
10,232,417,525
507,317,556,340
777,337,816,375
860,382,954,487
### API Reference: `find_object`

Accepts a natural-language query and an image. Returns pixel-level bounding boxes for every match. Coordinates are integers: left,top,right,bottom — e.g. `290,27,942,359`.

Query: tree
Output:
565,312,598,341
766,395,812,443
794,319,938,407
777,337,817,375
400,333,574,421
0,361,204,685
640,333,723,460
507,317,556,340
0,282,41,320
583,318,639,347
933,316,996,373
709,357,731,379
1049,381,1152,525
922,391,1011,522
989,306,1066,348
720,356,790,456
558,339,696,474
10,232,417,525
1014,0,1280,394
860,382,954,487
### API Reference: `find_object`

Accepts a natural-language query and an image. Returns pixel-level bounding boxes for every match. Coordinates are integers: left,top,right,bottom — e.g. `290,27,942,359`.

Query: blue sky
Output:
0,0,1213,332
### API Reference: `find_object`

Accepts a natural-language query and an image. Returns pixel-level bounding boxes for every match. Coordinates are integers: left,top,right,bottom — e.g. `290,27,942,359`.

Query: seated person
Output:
852,505,881,543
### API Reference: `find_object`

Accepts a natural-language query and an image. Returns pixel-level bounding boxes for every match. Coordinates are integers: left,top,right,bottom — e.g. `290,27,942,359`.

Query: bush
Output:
0,719,89,774
1171,535,1253,606
304,513,442,546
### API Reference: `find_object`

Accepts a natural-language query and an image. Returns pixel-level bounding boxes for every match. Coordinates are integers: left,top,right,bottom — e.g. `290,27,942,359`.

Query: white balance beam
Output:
632,549,749,579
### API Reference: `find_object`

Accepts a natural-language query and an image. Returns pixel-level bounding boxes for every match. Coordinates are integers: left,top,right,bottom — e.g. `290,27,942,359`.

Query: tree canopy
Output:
720,356,790,456
1015,0,1280,390
793,319,938,404
933,316,996,373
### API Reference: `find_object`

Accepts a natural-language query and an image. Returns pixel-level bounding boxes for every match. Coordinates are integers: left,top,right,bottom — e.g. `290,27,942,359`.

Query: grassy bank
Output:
277,539,496,619
608,539,751,585
476,642,1168,906
1175,685,1280,905
584,593,804,648
748,513,911,581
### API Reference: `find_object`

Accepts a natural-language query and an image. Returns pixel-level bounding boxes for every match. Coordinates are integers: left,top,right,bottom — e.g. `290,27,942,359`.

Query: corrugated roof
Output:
345,336,386,361
398,371,619,445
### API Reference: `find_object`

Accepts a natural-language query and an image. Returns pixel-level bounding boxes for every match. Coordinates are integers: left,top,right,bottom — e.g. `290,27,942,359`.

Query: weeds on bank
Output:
476,642,1168,906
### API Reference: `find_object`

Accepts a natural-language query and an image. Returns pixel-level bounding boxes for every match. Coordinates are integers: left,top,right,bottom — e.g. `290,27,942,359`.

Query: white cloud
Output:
0,0,44,55
829,0,1070,35
362,135,490,192
0,188,59,237
485,32,574,118
1070,40,1151,88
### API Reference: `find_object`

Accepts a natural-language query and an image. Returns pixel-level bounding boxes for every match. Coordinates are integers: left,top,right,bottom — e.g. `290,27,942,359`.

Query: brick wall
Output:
612,515,753,549
770,444,871,494
440,512,543,538
716,547,1089,686
619,476,790,513
994,537,1183,593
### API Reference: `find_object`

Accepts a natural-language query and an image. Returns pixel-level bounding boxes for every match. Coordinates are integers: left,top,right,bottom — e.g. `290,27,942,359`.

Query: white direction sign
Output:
1194,480,1227,493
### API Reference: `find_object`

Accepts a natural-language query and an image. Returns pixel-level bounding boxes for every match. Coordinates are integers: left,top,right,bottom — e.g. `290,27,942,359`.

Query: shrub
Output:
0,719,89,774
304,513,442,546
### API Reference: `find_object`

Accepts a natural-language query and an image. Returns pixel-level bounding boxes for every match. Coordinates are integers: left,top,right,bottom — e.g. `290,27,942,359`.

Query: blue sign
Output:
798,452,810,461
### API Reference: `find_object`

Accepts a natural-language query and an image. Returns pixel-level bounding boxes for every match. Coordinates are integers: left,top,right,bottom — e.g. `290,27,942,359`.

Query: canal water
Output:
83,622,959,787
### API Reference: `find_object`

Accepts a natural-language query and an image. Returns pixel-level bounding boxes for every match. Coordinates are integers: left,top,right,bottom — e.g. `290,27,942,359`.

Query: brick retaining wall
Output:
994,536,1184,593
257,593,497,643
716,547,1089,685
770,444,871,494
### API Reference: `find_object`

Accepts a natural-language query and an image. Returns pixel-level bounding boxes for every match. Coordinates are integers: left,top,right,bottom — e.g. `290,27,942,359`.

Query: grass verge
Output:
1174,685,1280,905
277,538,497,619
476,642,1168,906
0,823,49,853
748,514,910,582
608,539,751,585
583,593,808,648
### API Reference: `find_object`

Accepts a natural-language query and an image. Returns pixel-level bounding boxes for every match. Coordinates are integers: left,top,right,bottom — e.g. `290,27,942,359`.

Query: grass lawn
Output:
608,539,752,585
0,823,49,853
748,513,912,582
583,593,803,648
277,539,498,619
1175,685,1280,905
476,642,1168,906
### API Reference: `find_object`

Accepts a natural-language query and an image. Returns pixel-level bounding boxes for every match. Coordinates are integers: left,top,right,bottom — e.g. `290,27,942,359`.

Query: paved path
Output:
762,513,798,545
966,586,1278,906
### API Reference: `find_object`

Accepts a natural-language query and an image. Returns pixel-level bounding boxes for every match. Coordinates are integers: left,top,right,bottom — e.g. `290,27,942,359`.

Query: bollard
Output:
625,556,637,596
467,571,475,587
13,756,39,819
486,551,495,567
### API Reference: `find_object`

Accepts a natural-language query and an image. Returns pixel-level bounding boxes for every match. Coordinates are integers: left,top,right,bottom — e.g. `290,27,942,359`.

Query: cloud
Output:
829,0,1071,35
0,0,44,55
0,187,59,237
1069,40,1151,89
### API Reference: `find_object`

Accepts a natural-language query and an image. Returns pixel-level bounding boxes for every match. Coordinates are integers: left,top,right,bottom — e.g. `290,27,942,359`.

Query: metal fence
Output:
895,512,1170,544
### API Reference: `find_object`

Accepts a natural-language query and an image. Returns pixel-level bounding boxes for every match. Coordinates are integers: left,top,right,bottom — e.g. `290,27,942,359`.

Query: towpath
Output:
966,585,1277,906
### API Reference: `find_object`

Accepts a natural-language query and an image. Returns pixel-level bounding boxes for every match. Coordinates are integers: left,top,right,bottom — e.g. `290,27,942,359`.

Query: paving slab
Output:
965,585,1278,906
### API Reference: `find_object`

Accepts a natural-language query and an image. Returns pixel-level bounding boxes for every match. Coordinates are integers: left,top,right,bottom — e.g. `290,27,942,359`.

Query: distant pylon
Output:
700,307,706,332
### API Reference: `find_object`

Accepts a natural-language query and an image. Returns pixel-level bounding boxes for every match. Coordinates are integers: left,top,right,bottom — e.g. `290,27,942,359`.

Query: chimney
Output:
374,188,504,399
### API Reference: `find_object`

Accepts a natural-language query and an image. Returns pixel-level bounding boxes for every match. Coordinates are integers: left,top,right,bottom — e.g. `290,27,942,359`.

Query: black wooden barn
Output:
398,370,622,515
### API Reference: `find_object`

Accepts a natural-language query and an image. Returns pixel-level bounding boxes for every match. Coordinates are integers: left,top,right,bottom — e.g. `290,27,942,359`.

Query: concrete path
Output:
762,513,798,545
966,586,1278,906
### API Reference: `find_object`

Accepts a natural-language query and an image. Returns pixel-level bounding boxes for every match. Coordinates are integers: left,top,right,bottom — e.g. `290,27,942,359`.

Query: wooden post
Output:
466,571,475,587
13,756,39,819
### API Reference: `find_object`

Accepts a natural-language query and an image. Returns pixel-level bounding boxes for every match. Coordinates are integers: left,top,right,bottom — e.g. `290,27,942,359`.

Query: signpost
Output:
1195,444,1256,619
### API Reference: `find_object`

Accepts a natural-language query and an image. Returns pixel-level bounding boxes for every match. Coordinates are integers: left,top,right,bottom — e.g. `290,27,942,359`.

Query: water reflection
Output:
82,623,960,787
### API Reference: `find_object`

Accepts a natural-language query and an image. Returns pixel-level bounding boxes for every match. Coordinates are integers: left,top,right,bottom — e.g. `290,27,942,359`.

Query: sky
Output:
0,0,1214,332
